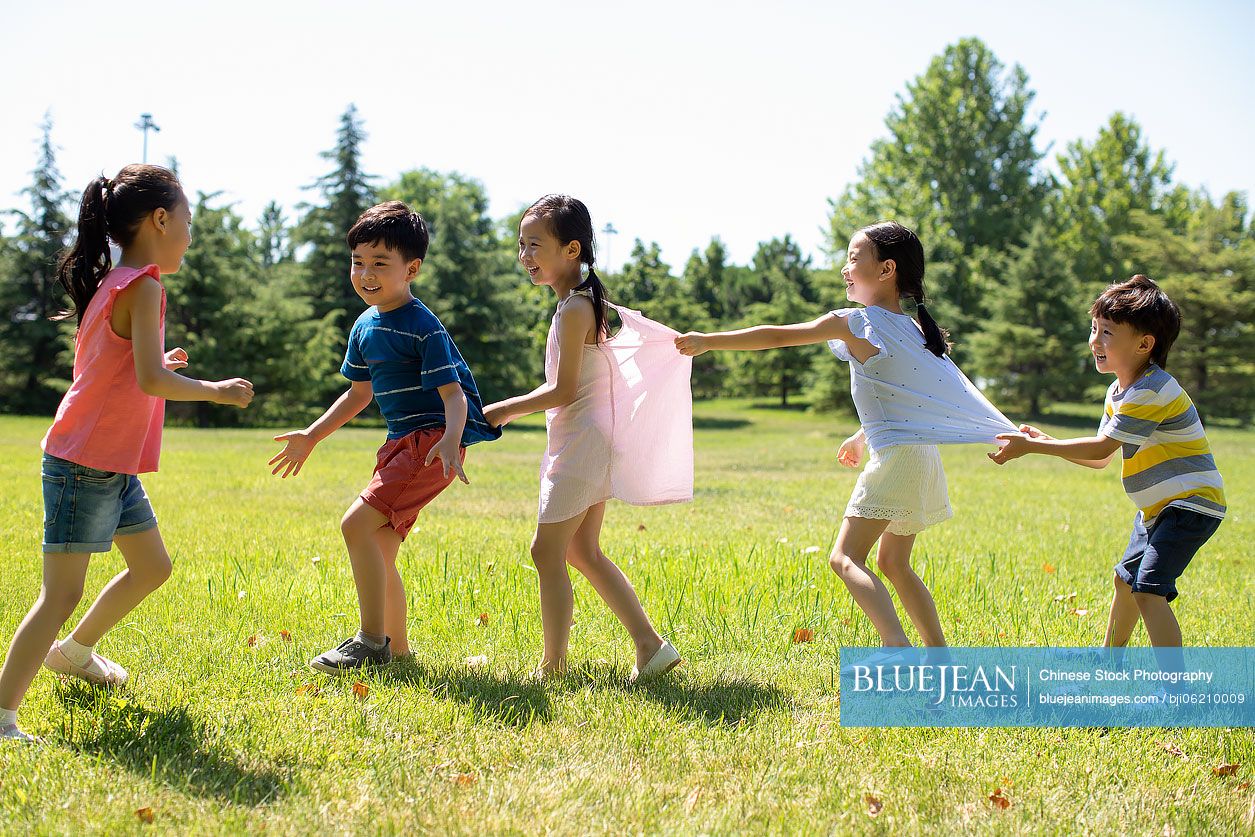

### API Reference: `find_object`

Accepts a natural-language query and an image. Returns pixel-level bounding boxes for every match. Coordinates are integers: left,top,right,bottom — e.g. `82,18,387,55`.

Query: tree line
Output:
2,38,1251,426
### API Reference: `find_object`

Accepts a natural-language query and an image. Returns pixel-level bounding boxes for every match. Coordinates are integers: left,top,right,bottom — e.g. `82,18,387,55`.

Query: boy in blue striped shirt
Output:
270,201,501,672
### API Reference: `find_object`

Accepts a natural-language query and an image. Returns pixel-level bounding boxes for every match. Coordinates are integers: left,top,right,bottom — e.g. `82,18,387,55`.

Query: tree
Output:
968,217,1088,417
828,38,1049,356
0,114,72,413
1119,194,1255,423
258,201,294,269
294,104,377,325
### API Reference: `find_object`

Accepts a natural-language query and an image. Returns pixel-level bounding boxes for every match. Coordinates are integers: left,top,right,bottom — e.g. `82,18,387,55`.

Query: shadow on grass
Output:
55,681,292,805
374,657,552,727
692,416,753,430
566,662,793,727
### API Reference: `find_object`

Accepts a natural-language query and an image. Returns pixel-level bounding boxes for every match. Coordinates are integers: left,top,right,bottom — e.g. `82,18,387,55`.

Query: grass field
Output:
0,402,1251,834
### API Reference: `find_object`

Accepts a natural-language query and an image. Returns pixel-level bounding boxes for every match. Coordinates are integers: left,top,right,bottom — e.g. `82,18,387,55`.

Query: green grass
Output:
0,402,1251,834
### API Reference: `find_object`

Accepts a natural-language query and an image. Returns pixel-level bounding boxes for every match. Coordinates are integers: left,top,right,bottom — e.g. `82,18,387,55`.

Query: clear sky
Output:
2,0,1252,271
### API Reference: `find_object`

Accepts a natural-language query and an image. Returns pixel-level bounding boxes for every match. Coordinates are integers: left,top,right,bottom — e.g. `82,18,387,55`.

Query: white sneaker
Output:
0,722,38,744
44,641,128,686
630,641,681,683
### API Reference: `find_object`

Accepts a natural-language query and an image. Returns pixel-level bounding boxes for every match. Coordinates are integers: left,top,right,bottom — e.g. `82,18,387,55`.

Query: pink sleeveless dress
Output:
537,292,693,523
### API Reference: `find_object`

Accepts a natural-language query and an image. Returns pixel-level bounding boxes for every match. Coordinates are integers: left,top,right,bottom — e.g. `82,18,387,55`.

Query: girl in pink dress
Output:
484,195,691,681
0,166,253,742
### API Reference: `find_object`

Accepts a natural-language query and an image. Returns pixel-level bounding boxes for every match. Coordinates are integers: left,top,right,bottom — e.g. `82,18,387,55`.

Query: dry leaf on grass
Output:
1042,562,1056,574
280,630,292,642
864,794,883,816
1054,592,1078,602
453,773,477,786
296,683,321,697
1212,763,1240,777
352,681,369,700
135,807,154,823
476,613,490,626
792,628,814,644
988,787,1011,809
246,634,259,647
1158,741,1187,759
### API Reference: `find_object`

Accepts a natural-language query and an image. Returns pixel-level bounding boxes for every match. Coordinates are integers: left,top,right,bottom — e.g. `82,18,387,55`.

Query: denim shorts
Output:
1115,506,1221,602
41,453,157,553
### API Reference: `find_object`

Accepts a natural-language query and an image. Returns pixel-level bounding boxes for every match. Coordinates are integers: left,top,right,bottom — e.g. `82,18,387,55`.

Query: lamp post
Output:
601,222,618,275
134,113,160,163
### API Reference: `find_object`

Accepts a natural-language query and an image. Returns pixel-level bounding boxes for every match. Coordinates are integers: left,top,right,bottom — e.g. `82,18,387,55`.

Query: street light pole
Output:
601,222,618,274
134,113,161,163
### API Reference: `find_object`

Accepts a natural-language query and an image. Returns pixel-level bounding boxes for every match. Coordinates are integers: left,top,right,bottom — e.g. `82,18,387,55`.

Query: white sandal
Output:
44,641,128,686
630,641,681,683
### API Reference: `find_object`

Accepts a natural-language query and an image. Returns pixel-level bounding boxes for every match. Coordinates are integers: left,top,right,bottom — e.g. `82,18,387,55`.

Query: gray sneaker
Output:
310,635,391,674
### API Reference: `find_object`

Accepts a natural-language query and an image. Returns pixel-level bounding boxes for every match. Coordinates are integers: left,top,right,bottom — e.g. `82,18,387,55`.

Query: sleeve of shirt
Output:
420,329,463,390
826,307,887,367
1098,383,1161,446
341,323,371,381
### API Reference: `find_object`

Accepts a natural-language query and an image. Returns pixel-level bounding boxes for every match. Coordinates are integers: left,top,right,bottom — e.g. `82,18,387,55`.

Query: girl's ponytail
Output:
55,176,113,324
856,220,951,357
525,193,610,342
54,164,184,325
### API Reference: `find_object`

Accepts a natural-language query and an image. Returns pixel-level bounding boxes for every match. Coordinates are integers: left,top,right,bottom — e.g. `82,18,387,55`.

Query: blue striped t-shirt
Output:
341,298,501,446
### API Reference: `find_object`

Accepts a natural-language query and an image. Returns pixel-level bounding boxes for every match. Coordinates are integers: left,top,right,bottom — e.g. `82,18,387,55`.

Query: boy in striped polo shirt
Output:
990,275,1225,647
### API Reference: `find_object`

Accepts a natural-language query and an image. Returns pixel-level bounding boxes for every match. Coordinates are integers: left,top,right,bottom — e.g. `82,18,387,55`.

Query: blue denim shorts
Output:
1115,507,1221,602
41,453,157,553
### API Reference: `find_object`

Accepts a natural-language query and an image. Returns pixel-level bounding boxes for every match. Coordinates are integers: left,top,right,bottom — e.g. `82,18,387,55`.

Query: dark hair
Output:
55,164,184,324
346,201,429,262
524,194,608,341
1090,274,1181,369
856,220,950,357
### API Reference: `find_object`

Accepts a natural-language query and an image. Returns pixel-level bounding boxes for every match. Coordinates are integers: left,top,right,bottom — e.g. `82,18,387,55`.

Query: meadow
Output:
0,403,1250,834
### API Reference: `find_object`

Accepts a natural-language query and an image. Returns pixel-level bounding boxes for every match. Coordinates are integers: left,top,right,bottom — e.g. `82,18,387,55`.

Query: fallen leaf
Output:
352,681,369,700
1042,562,1056,574
988,787,1011,810
783,505,794,514
1212,763,1240,777
453,772,477,786
296,683,321,697
865,794,883,817
684,787,701,814
1068,608,1090,617
246,634,259,647
476,613,490,627
311,555,322,565
1158,741,1187,759
466,655,488,669
1234,781,1250,791
792,628,814,644
1054,592,1078,603
637,524,647,531
280,630,292,642
135,807,154,823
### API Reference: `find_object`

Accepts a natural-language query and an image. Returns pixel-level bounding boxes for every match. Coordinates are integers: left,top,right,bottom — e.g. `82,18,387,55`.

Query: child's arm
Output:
837,427,867,468
126,276,253,406
426,382,469,484
989,428,1122,467
1013,423,1115,469
483,297,595,427
675,312,879,363
270,381,374,478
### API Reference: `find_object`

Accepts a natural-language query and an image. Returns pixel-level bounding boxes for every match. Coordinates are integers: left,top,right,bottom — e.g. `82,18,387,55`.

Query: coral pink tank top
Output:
41,265,167,474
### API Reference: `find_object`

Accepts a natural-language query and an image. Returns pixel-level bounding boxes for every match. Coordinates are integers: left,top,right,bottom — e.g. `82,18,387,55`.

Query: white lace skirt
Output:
845,444,952,536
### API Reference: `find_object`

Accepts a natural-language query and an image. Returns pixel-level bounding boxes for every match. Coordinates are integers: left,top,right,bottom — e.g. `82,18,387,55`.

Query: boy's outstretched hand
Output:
674,332,710,357
426,434,469,485
988,431,1033,465
270,430,315,478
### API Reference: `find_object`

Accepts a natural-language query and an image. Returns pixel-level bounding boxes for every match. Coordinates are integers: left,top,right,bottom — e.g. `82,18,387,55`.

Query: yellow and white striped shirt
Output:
1099,365,1226,528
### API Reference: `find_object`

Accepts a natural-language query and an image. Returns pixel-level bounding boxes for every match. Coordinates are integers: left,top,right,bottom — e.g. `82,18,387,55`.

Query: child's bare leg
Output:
341,499,391,640
0,555,90,711
563,502,664,670
1133,591,1182,647
875,531,946,647
1103,575,1141,647
829,517,911,647
377,526,408,656
530,511,590,674
70,528,172,647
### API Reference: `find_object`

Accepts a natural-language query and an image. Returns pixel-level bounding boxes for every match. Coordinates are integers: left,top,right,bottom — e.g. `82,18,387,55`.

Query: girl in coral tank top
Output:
0,165,254,742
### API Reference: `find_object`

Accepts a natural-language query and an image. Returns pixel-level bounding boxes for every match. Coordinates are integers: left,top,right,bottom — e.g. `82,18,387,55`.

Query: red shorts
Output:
360,429,464,540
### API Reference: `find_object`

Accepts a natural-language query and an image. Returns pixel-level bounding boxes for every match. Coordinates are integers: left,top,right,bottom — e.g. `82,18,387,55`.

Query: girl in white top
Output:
484,195,685,681
676,221,1014,653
